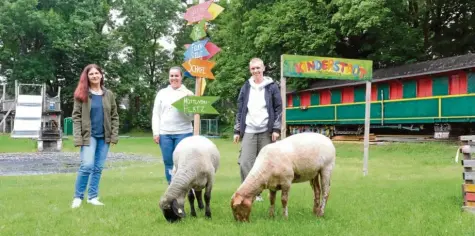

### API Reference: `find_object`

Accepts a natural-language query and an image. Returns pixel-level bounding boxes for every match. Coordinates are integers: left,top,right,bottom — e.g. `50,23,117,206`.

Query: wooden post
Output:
363,80,372,176
459,135,475,214
280,54,287,139
193,77,202,135
1,83,5,133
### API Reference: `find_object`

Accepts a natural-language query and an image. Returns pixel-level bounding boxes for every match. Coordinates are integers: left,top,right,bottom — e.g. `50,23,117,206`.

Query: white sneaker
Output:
87,198,105,206
71,198,82,208
255,195,264,202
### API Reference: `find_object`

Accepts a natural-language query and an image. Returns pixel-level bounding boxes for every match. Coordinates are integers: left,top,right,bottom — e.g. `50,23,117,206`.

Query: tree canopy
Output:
1,0,474,132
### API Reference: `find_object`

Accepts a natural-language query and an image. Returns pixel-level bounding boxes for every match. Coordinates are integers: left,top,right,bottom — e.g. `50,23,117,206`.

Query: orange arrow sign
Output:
182,58,216,80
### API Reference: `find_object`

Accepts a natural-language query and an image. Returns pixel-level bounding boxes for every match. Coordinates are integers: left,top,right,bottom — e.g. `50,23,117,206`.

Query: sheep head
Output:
159,198,186,223
230,192,253,222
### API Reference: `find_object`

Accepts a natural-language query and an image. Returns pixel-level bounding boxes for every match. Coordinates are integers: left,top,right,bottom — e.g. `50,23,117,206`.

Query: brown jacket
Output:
72,88,119,146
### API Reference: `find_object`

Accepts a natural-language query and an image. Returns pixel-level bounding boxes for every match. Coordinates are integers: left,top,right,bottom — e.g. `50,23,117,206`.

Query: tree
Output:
109,0,184,131
0,0,114,116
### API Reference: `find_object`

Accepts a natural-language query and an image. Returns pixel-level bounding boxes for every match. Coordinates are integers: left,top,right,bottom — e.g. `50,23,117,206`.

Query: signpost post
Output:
281,54,373,176
182,0,224,135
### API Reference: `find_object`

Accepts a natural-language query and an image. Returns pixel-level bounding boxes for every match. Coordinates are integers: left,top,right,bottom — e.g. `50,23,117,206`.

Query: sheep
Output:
230,132,336,222
158,135,220,223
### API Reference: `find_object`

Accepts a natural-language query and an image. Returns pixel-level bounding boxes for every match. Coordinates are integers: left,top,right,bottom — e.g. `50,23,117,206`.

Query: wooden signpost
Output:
281,54,373,176
182,0,224,135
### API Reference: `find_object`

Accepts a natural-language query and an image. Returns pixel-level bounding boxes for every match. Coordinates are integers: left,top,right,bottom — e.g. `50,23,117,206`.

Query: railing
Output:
286,93,475,123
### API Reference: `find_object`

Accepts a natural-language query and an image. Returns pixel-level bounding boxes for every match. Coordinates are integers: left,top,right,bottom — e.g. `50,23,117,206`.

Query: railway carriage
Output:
285,53,475,139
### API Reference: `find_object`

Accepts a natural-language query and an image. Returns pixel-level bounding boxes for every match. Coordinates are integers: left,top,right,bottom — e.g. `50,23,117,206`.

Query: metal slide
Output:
11,94,43,138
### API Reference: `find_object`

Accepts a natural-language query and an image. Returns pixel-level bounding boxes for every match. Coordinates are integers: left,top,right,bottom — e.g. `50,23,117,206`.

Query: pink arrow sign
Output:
185,41,221,60
184,0,213,24
203,42,221,60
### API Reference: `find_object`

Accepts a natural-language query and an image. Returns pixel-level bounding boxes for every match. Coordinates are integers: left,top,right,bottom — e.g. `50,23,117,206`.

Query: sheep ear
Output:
232,194,243,207
172,199,186,218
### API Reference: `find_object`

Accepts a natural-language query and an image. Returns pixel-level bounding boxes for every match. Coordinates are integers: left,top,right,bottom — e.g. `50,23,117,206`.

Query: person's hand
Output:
233,134,240,144
153,135,160,144
271,132,280,142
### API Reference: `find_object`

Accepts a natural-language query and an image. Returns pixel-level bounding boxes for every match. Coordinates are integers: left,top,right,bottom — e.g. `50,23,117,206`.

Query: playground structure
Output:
0,83,15,133
0,80,62,152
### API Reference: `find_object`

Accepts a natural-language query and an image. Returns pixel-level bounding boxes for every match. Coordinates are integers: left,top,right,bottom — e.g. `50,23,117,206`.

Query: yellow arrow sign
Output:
182,58,216,80
207,3,224,20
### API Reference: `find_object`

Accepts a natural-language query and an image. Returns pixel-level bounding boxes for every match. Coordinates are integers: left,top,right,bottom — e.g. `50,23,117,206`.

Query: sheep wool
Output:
159,135,220,222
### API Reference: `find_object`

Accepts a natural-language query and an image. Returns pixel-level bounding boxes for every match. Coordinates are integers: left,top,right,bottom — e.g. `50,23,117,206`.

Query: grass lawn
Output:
1,134,475,235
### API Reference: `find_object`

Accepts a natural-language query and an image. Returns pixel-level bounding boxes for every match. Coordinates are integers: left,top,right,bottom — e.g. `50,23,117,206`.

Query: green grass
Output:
1,135,475,235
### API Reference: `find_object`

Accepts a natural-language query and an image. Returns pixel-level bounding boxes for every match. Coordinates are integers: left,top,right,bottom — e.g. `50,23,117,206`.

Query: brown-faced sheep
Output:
230,132,336,222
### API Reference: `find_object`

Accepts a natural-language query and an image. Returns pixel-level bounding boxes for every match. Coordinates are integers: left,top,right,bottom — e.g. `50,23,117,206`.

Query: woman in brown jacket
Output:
70,64,119,209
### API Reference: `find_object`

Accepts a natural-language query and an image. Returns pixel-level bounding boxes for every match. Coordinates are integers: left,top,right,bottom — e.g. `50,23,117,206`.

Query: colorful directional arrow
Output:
202,41,221,60
184,38,210,61
172,96,219,115
184,0,213,24
182,58,216,79
184,71,195,79
207,3,224,21
184,41,221,60
190,20,207,41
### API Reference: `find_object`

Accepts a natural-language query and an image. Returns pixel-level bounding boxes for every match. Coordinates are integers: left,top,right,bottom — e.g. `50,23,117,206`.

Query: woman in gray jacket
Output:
71,64,119,208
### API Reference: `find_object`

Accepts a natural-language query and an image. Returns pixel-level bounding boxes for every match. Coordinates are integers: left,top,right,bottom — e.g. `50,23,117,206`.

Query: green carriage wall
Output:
403,80,417,98
432,76,449,96
354,86,365,102
331,89,341,104
311,92,319,105
292,95,300,107
469,73,475,93
287,72,475,125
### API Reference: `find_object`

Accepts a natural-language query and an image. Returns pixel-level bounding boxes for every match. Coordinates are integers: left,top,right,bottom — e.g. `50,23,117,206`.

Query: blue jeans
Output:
73,136,110,200
159,133,193,184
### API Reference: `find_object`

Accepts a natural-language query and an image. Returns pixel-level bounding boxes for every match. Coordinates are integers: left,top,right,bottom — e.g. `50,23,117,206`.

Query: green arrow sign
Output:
172,96,219,115
190,20,207,41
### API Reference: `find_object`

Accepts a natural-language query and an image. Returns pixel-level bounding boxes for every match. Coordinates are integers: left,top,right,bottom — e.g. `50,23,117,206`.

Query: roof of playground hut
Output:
286,53,475,94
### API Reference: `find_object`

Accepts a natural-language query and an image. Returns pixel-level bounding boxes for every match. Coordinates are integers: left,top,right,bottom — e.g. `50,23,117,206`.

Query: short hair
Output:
169,66,183,76
249,58,264,66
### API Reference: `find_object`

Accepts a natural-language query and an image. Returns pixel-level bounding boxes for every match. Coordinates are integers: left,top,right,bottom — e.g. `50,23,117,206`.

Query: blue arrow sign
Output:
184,71,195,79
184,38,210,61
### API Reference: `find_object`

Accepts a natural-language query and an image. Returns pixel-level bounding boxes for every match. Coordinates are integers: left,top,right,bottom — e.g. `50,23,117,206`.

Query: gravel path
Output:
0,152,160,176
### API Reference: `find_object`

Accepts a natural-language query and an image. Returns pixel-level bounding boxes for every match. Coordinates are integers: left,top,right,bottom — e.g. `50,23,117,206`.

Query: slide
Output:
11,95,43,138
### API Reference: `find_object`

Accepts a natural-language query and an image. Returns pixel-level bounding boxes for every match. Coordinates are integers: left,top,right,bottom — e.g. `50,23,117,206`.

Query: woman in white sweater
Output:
152,66,194,184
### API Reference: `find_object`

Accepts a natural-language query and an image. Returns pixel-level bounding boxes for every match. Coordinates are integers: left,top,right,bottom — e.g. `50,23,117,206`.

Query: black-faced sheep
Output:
159,135,220,223
230,132,336,222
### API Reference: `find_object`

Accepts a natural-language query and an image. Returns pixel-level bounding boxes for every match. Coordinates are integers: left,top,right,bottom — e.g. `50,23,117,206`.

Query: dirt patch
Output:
0,152,159,176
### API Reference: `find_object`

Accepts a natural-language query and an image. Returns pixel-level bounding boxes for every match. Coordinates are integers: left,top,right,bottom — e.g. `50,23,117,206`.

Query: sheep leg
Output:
195,190,204,210
268,190,276,218
281,187,290,219
204,182,213,218
187,189,197,217
317,168,332,217
311,172,321,216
